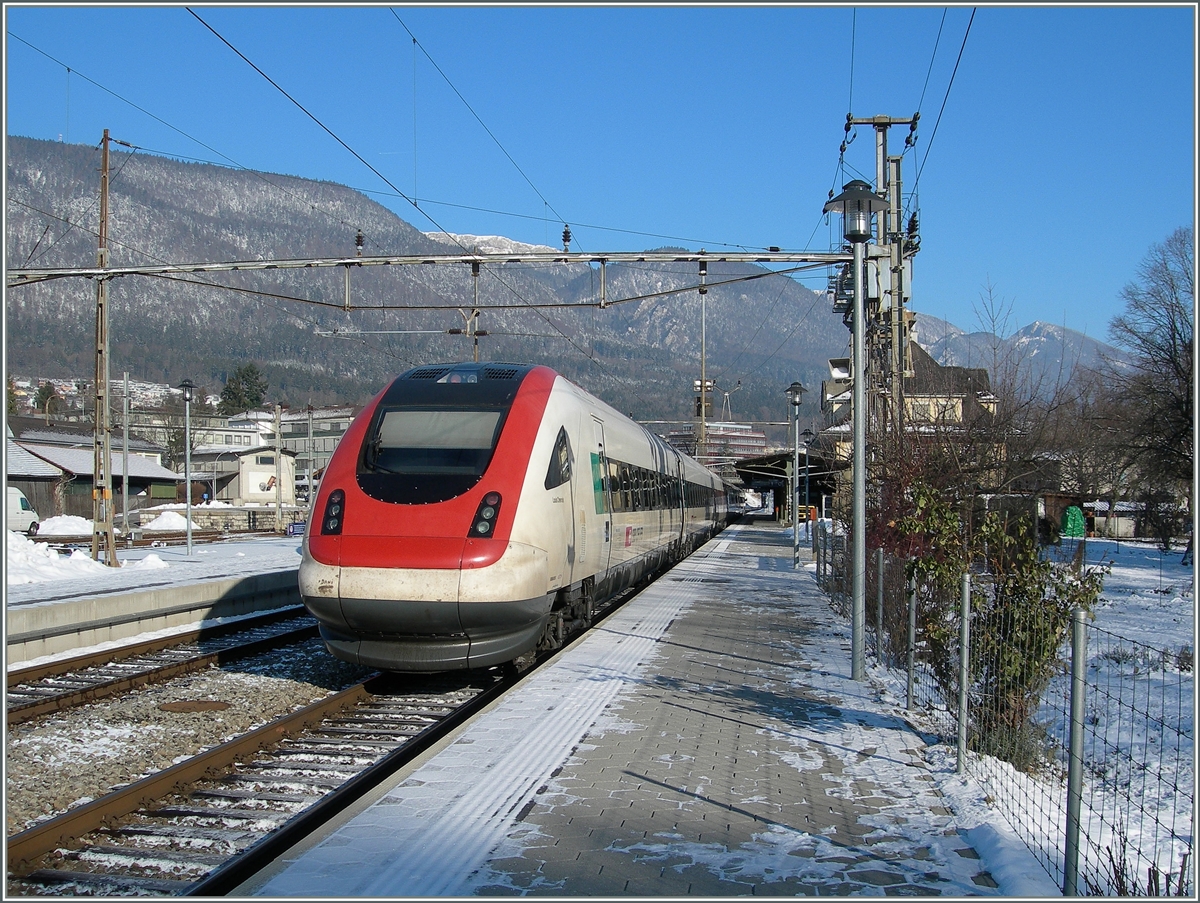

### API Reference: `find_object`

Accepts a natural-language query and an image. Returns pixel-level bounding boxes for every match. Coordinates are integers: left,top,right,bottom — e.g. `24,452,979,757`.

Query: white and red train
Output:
299,361,737,672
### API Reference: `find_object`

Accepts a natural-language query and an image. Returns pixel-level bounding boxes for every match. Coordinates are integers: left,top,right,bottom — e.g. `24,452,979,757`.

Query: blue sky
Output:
4,4,1196,341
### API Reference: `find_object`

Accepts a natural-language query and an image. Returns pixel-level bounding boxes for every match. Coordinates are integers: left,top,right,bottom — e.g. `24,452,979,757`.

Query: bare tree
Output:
1106,227,1194,489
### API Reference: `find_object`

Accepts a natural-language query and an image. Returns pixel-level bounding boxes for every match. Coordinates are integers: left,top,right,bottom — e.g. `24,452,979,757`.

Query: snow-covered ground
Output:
3,526,1193,895
870,537,1194,894
4,527,303,605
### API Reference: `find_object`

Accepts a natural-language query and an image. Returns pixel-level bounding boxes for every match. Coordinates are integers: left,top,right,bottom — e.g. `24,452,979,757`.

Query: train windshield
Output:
358,406,506,503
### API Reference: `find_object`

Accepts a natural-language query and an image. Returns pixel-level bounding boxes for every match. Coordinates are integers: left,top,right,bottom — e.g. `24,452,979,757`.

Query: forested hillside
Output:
6,135,851,429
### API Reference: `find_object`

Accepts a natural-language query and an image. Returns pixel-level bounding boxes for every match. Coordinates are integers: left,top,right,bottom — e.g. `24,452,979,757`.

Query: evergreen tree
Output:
33,381,59,416
218,364,269,415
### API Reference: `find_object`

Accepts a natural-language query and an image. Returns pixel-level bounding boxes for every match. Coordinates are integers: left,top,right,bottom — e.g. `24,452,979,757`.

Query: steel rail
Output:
191,577,656,895
6,679,375,870
7,529,725,892
6,606,306,689
7,620,317,726
184,675,511,896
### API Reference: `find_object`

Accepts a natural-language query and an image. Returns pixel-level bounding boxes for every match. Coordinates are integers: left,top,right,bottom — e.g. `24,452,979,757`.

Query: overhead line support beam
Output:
8,251,851,286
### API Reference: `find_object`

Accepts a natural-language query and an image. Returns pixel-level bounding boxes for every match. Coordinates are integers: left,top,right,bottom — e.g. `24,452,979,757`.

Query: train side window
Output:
609,460,624,511
544,427,573,490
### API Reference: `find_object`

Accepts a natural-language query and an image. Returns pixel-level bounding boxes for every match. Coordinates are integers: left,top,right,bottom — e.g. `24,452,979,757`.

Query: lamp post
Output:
824,179,888,681
786,382,806,569
178,379,195,556
802,428,815,543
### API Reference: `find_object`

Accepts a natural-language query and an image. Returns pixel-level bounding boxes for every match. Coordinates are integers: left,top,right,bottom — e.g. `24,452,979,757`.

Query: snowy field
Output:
872,537,1194,894
3,524,1193,894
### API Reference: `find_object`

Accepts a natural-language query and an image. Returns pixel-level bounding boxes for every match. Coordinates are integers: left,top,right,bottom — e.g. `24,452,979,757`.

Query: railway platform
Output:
239,517,1012,896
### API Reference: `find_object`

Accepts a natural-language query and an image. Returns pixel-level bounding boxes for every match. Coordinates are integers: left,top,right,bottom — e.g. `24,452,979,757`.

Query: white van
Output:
7,486,41,535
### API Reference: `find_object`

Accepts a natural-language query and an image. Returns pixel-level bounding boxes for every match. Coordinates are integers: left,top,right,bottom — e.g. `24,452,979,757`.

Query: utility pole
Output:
698,259,708,462
274,403,283,532
121,371,129,534
90,129,118,566
825,179,889,682
306,404,314,505
470,261,480,362
846,114,920,445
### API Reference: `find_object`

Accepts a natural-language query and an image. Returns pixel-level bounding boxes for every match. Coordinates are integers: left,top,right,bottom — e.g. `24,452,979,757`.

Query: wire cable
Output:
915,9,948,125
911,8,975,197
389,9,574,248
185,9,444,233
184,9,654,404
6,32,373,249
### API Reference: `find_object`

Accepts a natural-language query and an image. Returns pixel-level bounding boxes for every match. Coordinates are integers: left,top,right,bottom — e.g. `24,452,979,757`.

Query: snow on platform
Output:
241,521,1053,897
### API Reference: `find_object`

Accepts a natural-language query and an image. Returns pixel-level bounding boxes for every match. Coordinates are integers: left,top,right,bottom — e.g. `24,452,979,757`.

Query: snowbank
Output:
141,511,197,532
6,531,168,585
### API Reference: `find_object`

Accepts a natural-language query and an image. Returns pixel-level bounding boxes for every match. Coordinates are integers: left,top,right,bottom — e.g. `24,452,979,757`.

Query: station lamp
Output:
822,180,887,681
786,382,805,570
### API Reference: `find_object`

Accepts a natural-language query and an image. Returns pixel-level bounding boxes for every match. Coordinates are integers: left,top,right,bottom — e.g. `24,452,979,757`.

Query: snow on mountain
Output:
909,309,1131,395
423,232,557,255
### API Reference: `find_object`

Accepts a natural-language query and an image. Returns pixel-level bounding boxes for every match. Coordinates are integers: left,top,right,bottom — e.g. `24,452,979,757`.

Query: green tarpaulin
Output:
1061,505,1086,538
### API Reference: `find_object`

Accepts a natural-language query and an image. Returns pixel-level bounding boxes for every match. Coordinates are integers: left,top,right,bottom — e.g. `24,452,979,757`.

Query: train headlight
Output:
469,491,502,537
321,489,346,535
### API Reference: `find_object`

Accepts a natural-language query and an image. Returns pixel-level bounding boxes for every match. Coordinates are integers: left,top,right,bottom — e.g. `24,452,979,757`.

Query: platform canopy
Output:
733,448,840,506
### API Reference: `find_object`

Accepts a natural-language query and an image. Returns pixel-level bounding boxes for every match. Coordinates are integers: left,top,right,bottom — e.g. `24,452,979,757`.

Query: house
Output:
190,445,297,507
1082,499,1142,539
6,427,64,520
15,437,183,520
277,406,359,500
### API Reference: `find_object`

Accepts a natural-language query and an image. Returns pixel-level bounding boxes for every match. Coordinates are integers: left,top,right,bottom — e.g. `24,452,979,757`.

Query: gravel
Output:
5,639,371,835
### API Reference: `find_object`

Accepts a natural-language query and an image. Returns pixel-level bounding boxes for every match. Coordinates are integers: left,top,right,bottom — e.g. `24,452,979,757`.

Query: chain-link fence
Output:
812,522,1194,896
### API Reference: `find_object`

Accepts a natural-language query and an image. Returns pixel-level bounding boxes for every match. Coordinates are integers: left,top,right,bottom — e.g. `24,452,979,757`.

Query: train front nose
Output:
299,535,552,672
298,362,559,671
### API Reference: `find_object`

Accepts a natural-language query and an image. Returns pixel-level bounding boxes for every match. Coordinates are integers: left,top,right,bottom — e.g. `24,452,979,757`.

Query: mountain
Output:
5,136,851,435
6,136,1126,431
909,311,1130,396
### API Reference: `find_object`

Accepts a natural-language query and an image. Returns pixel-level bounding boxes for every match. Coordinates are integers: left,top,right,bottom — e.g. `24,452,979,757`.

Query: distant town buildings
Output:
6,373,357,518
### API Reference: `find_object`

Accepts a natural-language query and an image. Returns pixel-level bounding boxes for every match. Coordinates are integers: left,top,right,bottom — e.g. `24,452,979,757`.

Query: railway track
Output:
6,571,655,896
6,608,317,726
7,670,505,896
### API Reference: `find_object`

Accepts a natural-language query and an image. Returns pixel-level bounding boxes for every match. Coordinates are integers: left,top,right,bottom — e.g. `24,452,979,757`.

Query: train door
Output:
675,455,687,547
590,416,612,581
544,424,577,588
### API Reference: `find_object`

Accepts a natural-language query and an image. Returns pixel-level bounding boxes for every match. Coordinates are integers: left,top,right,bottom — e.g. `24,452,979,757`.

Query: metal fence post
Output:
876,548,885,664
1063,606,1087,896
957,573,971,774
816,522,824,584
819,522,827,586
906,569,917,710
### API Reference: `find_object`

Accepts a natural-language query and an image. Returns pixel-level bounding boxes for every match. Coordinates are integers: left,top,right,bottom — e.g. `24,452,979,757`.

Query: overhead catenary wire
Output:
911,7,975,198
185,9,443,236
16,137,137,266
183,8,661,408
390,9,575,249
11,27,787,259
6,32,374,251
914,9,949,132
11,16,836,418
